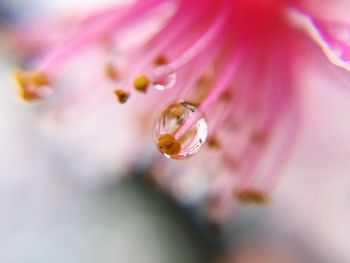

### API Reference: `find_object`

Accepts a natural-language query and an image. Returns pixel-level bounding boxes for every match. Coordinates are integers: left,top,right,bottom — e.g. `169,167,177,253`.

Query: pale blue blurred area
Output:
0,180,206,263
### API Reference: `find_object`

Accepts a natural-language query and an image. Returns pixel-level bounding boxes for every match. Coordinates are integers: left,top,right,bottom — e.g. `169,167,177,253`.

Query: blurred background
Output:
1,0,350,262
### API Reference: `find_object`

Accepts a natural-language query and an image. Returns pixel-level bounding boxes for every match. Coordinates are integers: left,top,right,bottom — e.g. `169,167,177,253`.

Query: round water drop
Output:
152,65,176,90
153,101,208,159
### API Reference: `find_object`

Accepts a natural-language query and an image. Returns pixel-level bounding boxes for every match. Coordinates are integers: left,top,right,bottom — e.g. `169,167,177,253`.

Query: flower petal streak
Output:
289,9,350,72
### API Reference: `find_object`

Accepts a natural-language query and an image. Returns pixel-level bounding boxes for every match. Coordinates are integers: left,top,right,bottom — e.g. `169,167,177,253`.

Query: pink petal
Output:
289,9,350,73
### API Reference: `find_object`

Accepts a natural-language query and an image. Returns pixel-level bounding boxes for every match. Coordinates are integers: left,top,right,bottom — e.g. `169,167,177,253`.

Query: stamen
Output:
220,89,235,102
154,54,168,65
235,188,268,205
105,62,119,80
36,0,161,75
167,12,227,72
205,87,235,148
207,137,221,149
133,75,150,92
175,44,219,100
123,2,207,92
150,7,227,91
114,89,130,103
173,47,243,141
13,69,52,101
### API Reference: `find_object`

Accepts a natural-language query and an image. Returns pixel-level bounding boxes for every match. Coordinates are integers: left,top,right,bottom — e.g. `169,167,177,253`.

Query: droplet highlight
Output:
153,101,208,159
152,65,176,90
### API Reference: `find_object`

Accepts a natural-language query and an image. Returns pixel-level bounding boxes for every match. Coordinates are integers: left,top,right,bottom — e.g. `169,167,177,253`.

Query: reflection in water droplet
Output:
152,65,176,90
153,101,208,159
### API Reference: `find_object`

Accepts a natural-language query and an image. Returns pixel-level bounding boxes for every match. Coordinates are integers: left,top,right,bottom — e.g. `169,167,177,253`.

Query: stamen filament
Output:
176,34,221,100
38,0,162,75
167,12,228,72
173,47,243,141
126,2,209,92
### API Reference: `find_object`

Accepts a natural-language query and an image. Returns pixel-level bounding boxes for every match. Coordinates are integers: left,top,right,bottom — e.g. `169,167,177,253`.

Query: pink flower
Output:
11,0,350,222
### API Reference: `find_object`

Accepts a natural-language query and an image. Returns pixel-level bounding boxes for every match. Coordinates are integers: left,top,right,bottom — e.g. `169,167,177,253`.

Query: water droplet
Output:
152,65,176,90
153,101,208,159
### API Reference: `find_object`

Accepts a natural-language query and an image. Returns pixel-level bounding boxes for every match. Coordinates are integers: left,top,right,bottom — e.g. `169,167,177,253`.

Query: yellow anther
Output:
13,69,51,101
105,62,119,80
32,74,50,86
114,89,130,104
157,133,181,156
133,75,149,92
158,134,175,147
235,189,269,205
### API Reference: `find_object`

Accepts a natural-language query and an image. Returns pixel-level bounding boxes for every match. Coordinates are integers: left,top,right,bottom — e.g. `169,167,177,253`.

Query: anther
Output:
114,89,130,103
189,74,213,103
197,74,212,89
220,89,234,101
235,188,268,204
133,75,149,92
14,69,52,101
207,137,221,149
105,62,119,80
154,55,167,66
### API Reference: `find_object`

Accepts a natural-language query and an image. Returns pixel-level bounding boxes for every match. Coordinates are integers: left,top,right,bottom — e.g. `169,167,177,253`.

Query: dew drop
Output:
152,65,176,90
153,101,208,159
